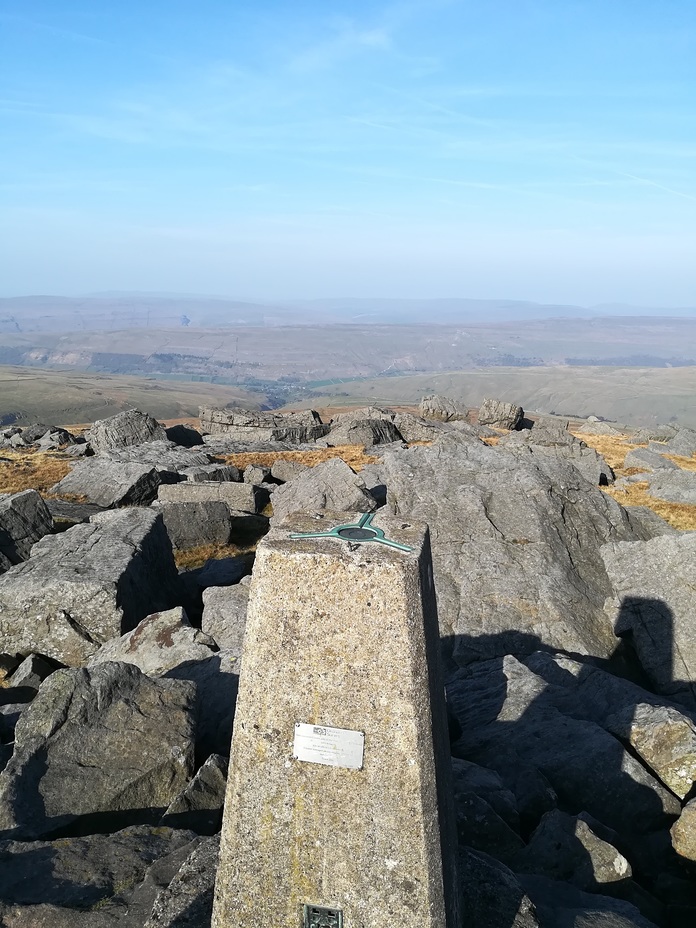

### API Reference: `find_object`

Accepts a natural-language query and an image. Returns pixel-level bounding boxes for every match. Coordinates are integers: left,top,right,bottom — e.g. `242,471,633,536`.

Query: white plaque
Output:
293,722,364,770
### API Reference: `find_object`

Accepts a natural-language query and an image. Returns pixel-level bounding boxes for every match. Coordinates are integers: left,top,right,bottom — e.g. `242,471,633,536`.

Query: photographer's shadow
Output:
444,596,694,928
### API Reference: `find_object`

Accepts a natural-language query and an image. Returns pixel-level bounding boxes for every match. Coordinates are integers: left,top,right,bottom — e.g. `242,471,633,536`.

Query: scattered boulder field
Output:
0,399,695,926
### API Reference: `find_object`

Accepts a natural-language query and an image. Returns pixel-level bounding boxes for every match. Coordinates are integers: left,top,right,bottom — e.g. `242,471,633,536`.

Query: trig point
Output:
212,510,459,928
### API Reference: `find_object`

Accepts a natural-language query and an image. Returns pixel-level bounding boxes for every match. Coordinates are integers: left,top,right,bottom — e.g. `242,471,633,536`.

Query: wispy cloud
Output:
289,18,392,73
611,170,696,203
0,12,110,47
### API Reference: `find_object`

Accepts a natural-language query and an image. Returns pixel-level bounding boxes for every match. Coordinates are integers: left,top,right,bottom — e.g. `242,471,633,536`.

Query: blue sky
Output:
1,0,694,305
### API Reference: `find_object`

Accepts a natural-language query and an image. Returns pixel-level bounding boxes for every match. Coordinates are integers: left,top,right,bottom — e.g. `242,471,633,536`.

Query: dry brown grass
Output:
603,481,696,531
570,431,641,474
0,450,72,496
665,454,696,472
222,444,378,473
173,543,256,571
571,431,696,531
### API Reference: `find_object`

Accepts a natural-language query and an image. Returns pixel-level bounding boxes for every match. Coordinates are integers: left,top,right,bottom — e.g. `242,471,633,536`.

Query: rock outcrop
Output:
601,533,696,709
478,397,524,429
0,489,53,570
199,406,329,443
0,508,180,665
270,457,377,522
0,662,195,839
382,434,650,663
88,410,167,455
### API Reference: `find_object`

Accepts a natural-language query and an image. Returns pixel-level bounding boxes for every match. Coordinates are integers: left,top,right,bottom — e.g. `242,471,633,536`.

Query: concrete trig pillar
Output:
212,510,459,928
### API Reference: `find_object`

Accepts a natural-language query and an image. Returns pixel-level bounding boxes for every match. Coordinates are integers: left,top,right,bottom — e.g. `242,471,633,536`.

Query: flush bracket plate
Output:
303,904,343,928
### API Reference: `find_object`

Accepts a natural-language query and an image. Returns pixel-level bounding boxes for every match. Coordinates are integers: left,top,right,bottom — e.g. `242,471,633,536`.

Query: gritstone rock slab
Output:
212,510,460,928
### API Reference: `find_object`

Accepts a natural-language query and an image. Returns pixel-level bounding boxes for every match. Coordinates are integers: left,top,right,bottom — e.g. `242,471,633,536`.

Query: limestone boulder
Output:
0,508,180,666
46,498,105,526
103,441,213,473
201,578,250,658
145,835,219,928
453,790,524,865
662,427,696,456
88,409,167,454
520,875,660,928
181,463,241,482
510,809,632,890
632,425,679,443
16,423,51,444
270,457,377,522
198,406,329,443
392,410,448,442
478,397,523,429
419,394,467,421
447,656,680,844
165,654,238,760
601,533,696,708
165,423,204,447
500,428,614,485
6,653,58,694
154,500,232,549
382,435,651,663
0,662,196,839
160,753,228,835
270,458,309,483
451,757,520,832
0,489,53,569
88,607,218,677
51,459,165,507
328,418,403,446
243,463,271,484
671,799,696,861
157,480,264,514
623,448,677,471
459,848,541,928
605,704,696,800
645,469,696,505
524,649,691,723
0,825,198,921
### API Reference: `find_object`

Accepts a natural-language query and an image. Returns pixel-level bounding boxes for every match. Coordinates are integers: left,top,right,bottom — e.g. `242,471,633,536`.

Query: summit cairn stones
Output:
212,510,459,928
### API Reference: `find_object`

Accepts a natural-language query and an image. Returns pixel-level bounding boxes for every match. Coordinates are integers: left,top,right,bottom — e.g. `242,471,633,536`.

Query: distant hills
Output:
1,293,694,332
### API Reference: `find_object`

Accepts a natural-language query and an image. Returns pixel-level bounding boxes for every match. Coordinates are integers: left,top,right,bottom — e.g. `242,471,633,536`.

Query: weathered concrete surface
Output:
0,489,53,569
157,479,263,514
212,511,459,928
0,509,180,666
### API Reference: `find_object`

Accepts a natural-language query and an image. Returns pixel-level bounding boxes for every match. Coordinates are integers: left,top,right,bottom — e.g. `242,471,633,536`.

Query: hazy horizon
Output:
2,1,695,306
